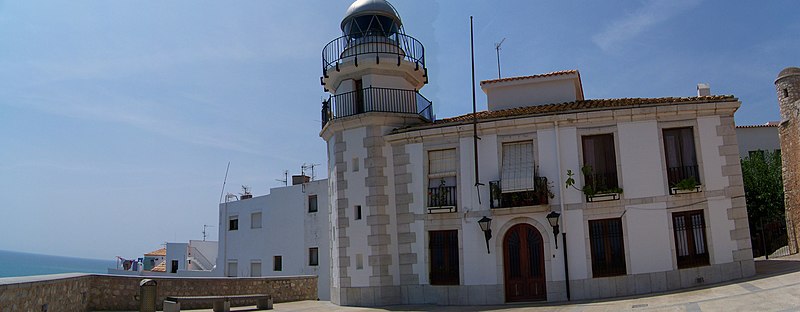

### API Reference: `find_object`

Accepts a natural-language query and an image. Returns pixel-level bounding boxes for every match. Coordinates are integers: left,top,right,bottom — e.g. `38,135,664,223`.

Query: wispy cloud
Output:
592,0,702,52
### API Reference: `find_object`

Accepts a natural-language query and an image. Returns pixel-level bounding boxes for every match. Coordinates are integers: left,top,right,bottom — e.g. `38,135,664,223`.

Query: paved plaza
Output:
173,254,800,312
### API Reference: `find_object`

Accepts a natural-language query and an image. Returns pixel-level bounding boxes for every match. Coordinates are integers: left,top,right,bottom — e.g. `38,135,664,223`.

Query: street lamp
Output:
546,211,561,249
478,216,492,254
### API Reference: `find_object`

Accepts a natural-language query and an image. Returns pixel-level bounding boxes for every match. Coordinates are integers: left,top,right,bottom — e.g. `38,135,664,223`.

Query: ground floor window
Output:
588,218,626,277
273,256,282,271
250,261,261,277
429,230,459,285
309,247,319,266
227,260,238,277
673,210,710,268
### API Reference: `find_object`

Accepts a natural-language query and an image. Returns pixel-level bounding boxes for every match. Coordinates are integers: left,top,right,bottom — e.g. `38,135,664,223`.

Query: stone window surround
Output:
423,213,464,286
666,204,719,269
424,143,460,210
657,120,706,194
581,205,631,279
497,133,539,188
575,125,622,200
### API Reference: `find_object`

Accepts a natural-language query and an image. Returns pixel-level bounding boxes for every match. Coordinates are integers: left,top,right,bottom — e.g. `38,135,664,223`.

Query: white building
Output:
319,0,753,306
108,241,218,277
217,177,330,300
736,122,780,158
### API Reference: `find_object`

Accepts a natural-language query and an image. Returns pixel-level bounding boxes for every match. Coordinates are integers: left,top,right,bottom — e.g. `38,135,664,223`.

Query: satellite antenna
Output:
202,224,216,241
495,38,506,79
275,170,288,186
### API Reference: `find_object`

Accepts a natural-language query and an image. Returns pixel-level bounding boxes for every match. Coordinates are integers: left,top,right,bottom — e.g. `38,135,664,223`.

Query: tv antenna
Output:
276,170,288,186
495,38,506,79
303,163,322,181
202,224,216,241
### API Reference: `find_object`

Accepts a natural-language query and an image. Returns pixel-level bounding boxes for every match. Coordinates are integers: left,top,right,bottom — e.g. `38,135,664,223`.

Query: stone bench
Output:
163,294,272,312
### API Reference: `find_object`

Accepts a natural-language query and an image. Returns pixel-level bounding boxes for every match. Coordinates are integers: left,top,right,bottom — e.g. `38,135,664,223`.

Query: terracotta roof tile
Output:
150,261,166,272
737,122,779,128
480,70,579,85
393,95,737,133
144,247,166,257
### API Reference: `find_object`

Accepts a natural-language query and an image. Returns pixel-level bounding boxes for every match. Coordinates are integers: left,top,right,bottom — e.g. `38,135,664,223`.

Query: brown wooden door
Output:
504,223,546,302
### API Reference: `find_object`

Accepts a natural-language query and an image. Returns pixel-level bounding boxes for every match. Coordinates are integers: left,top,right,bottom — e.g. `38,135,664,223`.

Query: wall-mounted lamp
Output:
478,216,492,254
546,211,561,249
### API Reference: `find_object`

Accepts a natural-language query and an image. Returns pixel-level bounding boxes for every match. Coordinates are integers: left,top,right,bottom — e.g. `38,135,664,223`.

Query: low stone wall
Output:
0,274,317,311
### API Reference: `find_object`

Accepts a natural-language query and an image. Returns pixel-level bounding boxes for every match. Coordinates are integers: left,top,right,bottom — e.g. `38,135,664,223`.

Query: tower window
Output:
784,89,789,98
355,205,362,220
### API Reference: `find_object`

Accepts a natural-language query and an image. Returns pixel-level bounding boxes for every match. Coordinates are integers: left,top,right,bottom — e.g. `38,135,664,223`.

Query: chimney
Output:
697,83,711,96
292,175,310,186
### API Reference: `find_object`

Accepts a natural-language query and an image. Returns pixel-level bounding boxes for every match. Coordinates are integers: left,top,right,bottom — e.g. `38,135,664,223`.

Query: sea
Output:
0,249,116,278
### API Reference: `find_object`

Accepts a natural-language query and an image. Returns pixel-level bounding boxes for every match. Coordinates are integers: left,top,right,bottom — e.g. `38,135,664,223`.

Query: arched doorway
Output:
503,223,546,302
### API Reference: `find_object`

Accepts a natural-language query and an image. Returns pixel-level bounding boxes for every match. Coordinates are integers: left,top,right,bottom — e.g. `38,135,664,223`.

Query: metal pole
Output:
562,233,570,300
470,16,484,204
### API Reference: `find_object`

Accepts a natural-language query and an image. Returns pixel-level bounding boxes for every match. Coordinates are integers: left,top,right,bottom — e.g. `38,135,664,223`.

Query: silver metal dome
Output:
341,0,402,31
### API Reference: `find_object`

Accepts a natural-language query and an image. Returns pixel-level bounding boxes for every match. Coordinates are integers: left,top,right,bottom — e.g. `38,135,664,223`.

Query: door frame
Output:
495,217,553,302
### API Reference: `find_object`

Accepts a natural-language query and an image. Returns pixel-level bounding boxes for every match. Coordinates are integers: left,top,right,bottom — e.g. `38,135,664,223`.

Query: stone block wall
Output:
776,69,800,255
0,274,317,311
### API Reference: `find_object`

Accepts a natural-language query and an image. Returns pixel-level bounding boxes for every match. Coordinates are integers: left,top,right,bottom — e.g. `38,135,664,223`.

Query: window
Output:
356,254,363,270
273,256,282,271
251,212,262,229
227,260,238,277
354,205,362,220
581,134,619,192
355,79,364,114
784,88,789,98
429,230,459,285
588,218,626,277
673,210,709,268
309,247,319,266
428,149,457,209
228,216,239,231
250,261,262,277
501,141,535,192
663,127,700,187
170,260,179,274
352,157,359,172
308,195,318,213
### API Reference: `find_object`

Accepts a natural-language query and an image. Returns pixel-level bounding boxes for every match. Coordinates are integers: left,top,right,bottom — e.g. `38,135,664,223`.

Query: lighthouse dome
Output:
341,0,402,38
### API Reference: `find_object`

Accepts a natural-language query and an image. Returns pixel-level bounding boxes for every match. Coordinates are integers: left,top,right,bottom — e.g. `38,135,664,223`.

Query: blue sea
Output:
0,250,116,278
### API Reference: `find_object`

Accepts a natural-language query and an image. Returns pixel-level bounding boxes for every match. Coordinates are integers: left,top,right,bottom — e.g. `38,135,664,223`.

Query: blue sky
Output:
0,0,796,260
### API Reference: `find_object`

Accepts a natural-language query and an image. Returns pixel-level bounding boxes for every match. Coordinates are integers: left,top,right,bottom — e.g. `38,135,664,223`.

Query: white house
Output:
736,122,780,158
217,177,330,300
108,241,218,277
319,0,753,306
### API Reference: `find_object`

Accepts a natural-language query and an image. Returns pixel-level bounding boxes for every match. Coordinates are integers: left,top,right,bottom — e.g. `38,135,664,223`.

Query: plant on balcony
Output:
674,176,699,191
565,165,622,201
429,178,451,207
535,177,556,203
490,182,502,208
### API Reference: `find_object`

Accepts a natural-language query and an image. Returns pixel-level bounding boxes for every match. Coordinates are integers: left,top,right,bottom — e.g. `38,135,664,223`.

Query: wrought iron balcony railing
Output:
489,177,550,209
321,86,433,128
322,32,426,77
427,185,457,213
666,165,700,186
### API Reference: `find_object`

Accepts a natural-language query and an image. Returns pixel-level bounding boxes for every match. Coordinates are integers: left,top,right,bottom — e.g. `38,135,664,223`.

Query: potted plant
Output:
490,182,502,208
565,166,623,202
671,176,700,194
534,177,555,205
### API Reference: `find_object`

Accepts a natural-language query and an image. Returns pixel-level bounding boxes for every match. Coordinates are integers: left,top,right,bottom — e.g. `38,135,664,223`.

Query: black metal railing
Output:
667,165,701,186
322,32,425,76
584,172,619,193
428,185,457,212
489,177,550,209
321,86,433,128
751,217,793,259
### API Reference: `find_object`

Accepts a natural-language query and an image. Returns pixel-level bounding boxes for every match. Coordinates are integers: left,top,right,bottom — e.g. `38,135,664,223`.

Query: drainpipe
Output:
554,121,571,300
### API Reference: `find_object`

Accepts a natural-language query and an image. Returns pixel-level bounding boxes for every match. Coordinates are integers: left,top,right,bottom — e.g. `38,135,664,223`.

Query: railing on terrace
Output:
584,172,619,193
322,32,425,77
489,177,550,209
427,185,457,213
321,86,433,128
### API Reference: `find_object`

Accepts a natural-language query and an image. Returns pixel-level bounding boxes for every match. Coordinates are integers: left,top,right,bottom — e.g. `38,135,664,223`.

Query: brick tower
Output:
776,67,800,254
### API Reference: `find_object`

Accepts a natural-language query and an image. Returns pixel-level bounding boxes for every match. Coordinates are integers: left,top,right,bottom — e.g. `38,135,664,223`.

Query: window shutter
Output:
501,142,535,192
428,149,457,178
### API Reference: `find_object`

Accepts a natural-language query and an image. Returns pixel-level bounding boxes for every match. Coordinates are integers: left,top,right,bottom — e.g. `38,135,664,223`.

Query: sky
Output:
0,0,797,260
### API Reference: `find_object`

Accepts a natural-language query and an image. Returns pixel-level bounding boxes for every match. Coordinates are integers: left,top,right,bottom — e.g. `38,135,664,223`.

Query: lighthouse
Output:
319,0,433,306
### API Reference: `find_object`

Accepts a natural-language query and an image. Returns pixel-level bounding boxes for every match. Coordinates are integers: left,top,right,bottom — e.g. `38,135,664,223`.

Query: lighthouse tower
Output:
319,0,432,306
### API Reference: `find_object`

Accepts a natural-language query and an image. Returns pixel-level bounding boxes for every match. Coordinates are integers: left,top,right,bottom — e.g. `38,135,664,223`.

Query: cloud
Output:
592,0,702,52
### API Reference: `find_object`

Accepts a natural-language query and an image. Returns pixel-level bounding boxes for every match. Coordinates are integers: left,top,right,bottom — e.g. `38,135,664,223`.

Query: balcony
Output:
321,86,433,128
667,165,701,195
322,32,425,77
489,177,551,209
427,185,457,213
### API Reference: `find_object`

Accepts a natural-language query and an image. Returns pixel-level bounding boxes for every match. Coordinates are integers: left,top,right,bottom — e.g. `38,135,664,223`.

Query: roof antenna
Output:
276,170,288,186
218,162,230,204
202,224,215,241
495,38,506,79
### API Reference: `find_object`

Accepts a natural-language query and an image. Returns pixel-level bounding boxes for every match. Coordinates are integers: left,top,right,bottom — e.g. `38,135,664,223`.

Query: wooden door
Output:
504,223,546,302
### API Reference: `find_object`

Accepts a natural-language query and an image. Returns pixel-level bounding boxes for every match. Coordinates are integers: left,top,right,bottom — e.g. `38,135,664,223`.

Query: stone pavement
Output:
183,254,800,312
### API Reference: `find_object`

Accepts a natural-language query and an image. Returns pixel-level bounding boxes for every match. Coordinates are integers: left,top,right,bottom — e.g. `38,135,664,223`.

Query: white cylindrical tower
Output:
320,0,433,306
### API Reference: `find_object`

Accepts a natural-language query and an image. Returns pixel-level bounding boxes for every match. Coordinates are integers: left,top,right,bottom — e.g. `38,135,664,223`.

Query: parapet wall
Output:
0,273,317,311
